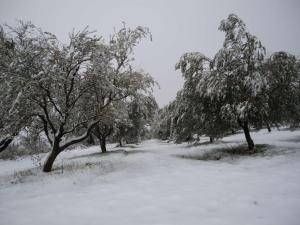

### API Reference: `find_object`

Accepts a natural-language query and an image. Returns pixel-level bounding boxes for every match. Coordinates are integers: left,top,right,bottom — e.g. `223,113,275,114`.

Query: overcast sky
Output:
1,0,300,107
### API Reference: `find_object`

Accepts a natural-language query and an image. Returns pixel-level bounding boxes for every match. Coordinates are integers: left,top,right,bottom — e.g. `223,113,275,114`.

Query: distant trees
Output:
265,51,300,128
80,25,157,153
173,53,230,143
90,93,158,153
152,101,176,141
154,14,300,152
126,94,158,143
0,22,157,171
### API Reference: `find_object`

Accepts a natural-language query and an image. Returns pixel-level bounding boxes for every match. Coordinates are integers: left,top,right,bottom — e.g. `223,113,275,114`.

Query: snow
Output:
8,90,23,114
1,129,300,225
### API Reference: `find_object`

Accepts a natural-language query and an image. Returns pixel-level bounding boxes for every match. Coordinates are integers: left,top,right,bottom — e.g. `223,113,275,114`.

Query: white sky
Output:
1,0,300,107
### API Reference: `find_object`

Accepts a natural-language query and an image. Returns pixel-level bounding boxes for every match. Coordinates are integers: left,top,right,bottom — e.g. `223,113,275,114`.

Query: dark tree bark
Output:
0,137,13,153
42,120,99,172
209,136,214,143
266,122,271,132
43,145,60,172
119,139,123,147
240,121,254,151
99,138,106,153
92,123,113,153
185,135,192,142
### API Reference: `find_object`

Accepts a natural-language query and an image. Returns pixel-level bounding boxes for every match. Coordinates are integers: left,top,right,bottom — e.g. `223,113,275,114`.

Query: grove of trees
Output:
154,14,300,152
1,14,300,172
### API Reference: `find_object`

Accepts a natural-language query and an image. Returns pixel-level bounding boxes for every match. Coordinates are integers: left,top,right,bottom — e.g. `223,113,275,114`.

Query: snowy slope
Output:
0,129,300,225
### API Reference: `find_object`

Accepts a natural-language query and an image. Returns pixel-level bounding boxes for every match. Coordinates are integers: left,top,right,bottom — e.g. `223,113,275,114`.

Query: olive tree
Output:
175,14,267,151
1,22,157,172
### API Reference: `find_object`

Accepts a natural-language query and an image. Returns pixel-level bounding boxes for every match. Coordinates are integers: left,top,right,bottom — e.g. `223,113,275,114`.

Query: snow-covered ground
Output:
1,129,300,225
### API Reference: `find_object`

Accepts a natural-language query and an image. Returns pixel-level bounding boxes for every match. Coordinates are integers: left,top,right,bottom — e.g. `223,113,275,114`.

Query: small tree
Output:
112,101,133,147
39,25,155,171
199,14,267,151
174,52,230,143
128,94,158,142
175,14,268,151
31,28,103,172
92,117,114,153
84,25,156,151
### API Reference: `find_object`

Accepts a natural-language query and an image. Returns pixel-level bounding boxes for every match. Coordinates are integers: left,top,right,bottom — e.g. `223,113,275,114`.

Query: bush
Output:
0,134,50,160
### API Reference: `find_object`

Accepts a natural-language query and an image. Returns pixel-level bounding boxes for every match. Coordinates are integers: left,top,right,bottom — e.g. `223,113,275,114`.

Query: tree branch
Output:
39,84,63,117
59,119,100,151
40,96,57,134
37,114,53,145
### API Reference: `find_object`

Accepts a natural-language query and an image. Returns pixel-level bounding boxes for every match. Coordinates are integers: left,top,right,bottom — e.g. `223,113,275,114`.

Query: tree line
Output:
1,14,299,172
153,14,300,151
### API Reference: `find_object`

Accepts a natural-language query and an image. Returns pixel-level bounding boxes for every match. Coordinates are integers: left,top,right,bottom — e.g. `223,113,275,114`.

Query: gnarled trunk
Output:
43,147,60,172
42,119,100,172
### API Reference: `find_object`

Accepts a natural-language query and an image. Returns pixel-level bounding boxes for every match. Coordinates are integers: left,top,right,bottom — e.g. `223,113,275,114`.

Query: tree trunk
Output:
42,120,100,173
99,138,107,153
266,122,271,132
43,147,60,172
119,137,126,147
119,139,123,147
241,121,254,151
209,136,214,143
